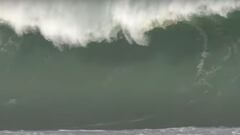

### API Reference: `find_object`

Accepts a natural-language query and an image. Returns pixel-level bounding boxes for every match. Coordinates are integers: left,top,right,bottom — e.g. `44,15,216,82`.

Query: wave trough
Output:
0,0,240,47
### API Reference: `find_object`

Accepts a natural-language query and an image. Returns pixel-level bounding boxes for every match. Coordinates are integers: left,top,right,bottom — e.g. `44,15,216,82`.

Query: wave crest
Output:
0,0,240,47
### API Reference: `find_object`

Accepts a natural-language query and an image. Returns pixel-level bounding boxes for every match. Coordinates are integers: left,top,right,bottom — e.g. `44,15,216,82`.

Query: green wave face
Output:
1,4,240,131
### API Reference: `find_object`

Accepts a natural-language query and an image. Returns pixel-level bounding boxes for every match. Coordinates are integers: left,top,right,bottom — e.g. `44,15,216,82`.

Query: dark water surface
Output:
1,12,240,130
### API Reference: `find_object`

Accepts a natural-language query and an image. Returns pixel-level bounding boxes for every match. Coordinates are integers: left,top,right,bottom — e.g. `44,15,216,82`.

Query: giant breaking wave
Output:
0,0,240,47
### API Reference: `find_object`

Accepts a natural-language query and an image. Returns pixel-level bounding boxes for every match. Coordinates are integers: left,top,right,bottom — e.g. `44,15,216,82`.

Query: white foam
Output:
0,0,240,47
0,128,240,135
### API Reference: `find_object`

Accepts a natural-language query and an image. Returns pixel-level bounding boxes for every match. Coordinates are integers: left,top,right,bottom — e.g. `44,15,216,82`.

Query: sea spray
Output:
0,0,240,47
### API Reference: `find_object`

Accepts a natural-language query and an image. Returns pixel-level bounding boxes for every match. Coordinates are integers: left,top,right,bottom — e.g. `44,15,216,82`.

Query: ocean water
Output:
1,0,240,134
1,128,240,135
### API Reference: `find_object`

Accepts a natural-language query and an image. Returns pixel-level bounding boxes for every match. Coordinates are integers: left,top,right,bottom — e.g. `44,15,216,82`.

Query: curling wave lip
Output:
0,0,240,47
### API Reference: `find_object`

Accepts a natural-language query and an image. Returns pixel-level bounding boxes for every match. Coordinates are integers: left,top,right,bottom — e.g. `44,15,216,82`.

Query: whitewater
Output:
0,0,240,47
1,128,240,135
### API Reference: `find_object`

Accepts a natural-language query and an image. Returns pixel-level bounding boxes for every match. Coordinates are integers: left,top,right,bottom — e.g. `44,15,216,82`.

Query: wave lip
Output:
0,0,240,47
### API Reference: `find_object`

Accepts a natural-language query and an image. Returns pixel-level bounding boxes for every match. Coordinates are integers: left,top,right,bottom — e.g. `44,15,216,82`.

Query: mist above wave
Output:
0,0,239,47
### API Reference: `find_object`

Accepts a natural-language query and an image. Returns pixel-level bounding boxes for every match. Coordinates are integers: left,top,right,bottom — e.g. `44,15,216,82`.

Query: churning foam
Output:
0,0,240,47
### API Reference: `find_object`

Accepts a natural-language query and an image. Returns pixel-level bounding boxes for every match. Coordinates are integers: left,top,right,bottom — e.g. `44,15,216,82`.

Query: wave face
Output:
0,0,240,47
2,0,240,131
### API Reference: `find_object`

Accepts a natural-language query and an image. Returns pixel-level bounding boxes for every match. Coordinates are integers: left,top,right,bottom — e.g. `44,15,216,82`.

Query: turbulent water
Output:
1,0,240,134
2,128,240,135
1,0,240,47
